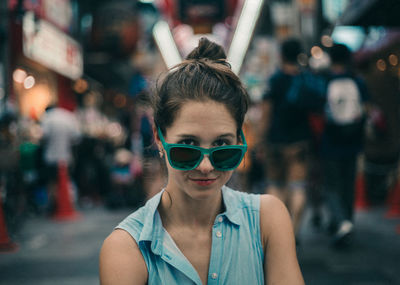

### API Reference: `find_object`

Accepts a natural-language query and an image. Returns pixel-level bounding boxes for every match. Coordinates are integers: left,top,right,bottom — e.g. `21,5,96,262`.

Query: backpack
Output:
325,78,363,124
286,71,326,113
280,71,325,134
324,77,365,143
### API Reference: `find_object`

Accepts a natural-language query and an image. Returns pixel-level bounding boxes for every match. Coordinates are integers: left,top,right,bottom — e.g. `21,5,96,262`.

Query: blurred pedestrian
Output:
18,117,43,213
260,38,324,243
40,105,81,213
321,43,370,246
100,38,304,284
74,94,113,207
131,93,165,201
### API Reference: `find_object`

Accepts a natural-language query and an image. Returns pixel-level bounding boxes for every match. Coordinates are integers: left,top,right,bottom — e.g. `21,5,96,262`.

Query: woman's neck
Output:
158,188,224,230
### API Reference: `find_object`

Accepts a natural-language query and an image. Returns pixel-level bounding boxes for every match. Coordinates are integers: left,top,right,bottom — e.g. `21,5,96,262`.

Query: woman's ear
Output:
153,125,160,142
153,126,162,150
153,126,165,158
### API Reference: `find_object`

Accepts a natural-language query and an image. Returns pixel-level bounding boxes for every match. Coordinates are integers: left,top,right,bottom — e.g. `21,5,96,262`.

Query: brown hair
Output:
153,37,249,137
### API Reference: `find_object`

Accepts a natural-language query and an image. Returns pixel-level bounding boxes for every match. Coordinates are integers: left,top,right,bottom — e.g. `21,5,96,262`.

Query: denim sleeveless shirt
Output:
116,186,264,285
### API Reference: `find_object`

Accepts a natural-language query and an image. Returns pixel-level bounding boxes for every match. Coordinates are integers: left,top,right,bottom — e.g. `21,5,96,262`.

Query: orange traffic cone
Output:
385,181,400,219
354,173,369,211
0,195,18,253
53,162,80,221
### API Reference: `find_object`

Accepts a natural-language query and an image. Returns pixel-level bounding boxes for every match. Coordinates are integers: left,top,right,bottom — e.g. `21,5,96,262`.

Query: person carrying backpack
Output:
260,38,324,244
321,43,370,247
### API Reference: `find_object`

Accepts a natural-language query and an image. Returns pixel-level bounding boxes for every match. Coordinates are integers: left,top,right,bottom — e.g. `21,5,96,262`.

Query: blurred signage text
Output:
42,0,73,31
22,11,83,80
9,0,73,31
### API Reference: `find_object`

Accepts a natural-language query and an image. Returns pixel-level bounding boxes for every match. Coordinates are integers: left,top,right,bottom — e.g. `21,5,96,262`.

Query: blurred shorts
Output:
265,141,309,187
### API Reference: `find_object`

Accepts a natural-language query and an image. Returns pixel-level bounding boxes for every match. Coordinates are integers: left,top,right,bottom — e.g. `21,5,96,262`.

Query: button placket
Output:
208,222,223,284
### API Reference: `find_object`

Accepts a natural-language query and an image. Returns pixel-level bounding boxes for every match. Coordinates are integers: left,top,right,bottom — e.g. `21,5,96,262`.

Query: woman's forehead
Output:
177,100,234,121
168,100,237,134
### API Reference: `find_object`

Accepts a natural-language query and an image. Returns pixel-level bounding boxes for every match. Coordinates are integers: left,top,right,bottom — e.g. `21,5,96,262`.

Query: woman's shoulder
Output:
102,229,140,253
259,194,290,222
99,192,165,284
99,192,166,284
259,194,293,243
100,229,148,284
258,194,304,284
260,193,286,208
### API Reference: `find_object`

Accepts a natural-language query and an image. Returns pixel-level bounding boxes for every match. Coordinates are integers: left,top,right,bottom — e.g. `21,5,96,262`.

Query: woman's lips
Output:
190,178,217,186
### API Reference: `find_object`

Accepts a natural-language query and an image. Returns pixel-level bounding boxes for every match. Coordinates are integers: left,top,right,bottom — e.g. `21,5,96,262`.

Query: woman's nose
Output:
196,155,214,173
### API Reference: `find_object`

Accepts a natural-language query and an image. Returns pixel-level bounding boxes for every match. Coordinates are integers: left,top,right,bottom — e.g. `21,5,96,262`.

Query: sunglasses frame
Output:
157,127,248,171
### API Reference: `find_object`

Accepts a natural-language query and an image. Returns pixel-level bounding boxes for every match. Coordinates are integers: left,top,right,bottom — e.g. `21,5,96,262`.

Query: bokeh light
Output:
389,54,398,66
321,35,333,48
13,68,27,83
23,75,36,89
73,78,89,94
376,59,387,71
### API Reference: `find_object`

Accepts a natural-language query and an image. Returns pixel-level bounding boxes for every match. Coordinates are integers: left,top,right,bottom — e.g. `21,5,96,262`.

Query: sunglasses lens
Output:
170,147,201,169
212,148,243,170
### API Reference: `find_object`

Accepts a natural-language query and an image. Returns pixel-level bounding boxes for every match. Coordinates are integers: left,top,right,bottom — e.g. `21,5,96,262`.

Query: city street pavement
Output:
298,207,400,285
1,203,400,284
0,207,131,285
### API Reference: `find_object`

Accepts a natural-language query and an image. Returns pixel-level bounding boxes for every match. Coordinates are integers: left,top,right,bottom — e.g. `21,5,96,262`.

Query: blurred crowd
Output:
0,73,165,225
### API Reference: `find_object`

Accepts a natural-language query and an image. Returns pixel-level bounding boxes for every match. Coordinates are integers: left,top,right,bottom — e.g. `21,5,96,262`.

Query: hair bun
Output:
186,37,227,61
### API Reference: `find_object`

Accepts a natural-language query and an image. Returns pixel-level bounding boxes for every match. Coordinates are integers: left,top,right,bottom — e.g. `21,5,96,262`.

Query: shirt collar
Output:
221,185,243,226
137,189,164,245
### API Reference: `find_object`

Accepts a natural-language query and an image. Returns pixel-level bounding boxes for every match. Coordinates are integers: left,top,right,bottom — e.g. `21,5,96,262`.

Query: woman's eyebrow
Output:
176,134,197,139
176,133,235,139
217,133,236,139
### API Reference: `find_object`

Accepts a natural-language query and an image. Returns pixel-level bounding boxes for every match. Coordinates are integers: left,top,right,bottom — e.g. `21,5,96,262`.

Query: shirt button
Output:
217,217,223,223
216,231,222,238
211,273,218,279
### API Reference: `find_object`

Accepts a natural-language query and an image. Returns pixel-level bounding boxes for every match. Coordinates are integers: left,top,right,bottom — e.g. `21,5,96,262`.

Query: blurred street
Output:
299,207,400,285
0,203,399,285
1,0,400,284
0,207,129,285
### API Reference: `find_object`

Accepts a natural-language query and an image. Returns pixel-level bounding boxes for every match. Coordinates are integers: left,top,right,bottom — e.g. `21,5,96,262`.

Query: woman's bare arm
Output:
260,194,305,285
99,229,148,285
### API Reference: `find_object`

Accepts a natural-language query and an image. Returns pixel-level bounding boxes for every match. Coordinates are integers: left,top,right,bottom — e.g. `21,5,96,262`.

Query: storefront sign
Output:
9,0,73,31
42,0,73,31
22,11,83,80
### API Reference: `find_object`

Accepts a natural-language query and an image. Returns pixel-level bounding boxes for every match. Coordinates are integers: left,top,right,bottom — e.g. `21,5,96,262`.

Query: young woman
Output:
100,38,304,285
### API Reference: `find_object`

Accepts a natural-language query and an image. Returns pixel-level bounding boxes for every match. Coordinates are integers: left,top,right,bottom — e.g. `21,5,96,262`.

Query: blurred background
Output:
0,0,400,284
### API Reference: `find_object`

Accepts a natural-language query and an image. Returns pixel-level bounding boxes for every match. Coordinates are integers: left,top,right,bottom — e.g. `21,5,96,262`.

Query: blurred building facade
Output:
5,0,83,120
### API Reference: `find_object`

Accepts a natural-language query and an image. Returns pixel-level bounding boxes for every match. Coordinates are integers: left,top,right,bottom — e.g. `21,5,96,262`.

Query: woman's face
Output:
158,100,238,201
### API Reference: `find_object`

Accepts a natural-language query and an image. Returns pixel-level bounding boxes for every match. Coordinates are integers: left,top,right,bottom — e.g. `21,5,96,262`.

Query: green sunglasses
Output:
158,127,248,171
